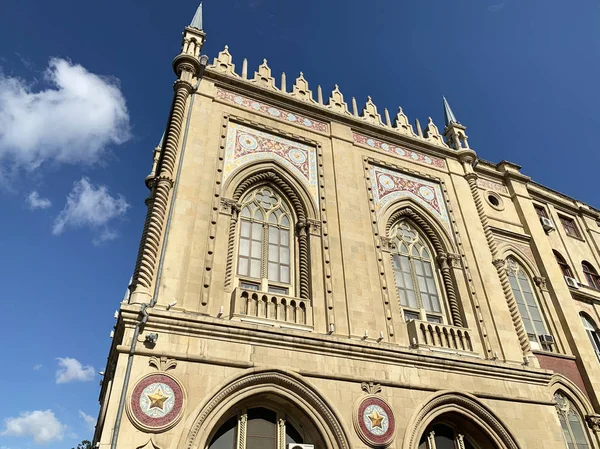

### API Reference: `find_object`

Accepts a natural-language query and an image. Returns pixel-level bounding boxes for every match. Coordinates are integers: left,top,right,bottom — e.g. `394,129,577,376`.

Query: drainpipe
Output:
109,55,208,449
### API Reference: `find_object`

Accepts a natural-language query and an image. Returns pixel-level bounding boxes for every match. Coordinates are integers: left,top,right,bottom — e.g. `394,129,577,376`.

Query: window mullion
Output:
237,413,248,449
277,417,285,449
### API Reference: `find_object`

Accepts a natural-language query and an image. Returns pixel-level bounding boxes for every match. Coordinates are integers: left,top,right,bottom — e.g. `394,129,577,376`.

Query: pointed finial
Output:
415,119,423,137
156,131,165,149
443,96,458,126
281,72,287,92
317,85,323,104
384,108,391,126
352,97,358,116
242,58,248,79
190,2,203,30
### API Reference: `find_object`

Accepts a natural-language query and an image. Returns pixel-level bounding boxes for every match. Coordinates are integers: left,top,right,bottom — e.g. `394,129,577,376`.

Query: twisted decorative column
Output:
437,253,463,327
131,80,194,295
464,172,532,357
223,201,241,289
297,220,310,300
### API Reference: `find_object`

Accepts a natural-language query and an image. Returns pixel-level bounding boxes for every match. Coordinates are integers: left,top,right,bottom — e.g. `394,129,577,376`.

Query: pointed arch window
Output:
506,258,554,351
237,187,292,295
581,262,600,290
555,251,574,278
581,314,600,361
390,221,445,323
554,392,591,449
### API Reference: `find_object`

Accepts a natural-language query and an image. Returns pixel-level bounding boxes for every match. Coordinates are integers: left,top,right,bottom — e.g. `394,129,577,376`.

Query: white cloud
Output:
55,357,95,384
0,58,130,174
52,177,129,243
32,364,42,371
1,410,66,444
26,191,51,210
78,411,95,432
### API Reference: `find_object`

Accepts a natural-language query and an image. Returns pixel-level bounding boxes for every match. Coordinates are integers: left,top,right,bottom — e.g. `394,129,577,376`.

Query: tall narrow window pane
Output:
390,221,443,320
237,187,293,294
247,408,276,449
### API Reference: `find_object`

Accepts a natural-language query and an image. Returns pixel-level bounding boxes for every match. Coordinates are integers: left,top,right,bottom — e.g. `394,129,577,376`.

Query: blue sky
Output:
1,0,599,447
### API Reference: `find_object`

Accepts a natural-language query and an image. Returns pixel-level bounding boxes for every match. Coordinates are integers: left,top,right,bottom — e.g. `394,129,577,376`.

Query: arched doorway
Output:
178,369,350,449
207,397,325,449
417,412,497,449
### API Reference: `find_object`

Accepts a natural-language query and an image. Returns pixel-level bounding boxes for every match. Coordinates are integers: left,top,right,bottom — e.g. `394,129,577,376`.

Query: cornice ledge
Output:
489,226,532,243
138,310,553,385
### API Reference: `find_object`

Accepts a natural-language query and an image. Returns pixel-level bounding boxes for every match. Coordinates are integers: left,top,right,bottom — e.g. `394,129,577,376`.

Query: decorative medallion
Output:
353,395,395,447
127,373,185,432
224,122,319,208
368,165,450,232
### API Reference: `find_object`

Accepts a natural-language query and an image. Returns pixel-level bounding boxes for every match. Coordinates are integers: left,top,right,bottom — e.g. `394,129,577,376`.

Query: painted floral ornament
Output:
353,393,395,447
127,373,186,432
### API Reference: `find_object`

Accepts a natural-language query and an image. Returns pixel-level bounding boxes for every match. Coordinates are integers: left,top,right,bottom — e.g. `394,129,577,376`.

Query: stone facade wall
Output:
95,59,600,449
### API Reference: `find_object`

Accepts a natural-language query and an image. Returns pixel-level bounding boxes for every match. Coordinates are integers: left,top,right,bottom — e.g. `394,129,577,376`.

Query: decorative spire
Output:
442,96,470,150
190,2,203,30
443,96,458,126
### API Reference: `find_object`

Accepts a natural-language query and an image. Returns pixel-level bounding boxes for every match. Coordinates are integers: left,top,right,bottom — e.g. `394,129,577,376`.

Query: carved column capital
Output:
586,414,600,432
436,252,449,269
464,172,479,183
296,219,308,236
447,253,462,269
379,236,394,252
306,219,322,236
220,198,241,216
534,276,548,292
492,258,507,270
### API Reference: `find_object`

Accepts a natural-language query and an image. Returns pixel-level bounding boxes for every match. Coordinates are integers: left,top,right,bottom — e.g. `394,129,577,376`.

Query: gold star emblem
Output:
147,387,169,410
368,409,385,429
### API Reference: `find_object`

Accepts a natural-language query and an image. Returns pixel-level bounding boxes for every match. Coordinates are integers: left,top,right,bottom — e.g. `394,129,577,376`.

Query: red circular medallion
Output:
127,373,185,432
353,396,396,447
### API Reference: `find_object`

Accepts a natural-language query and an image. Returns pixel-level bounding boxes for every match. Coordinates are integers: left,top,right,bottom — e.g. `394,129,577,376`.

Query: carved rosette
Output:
127,372,186,433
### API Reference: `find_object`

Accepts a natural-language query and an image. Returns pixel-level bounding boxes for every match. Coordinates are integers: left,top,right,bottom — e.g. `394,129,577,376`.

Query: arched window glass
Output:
554,251,574,278
581,262,600,290
208,407,305,449
418,421,496,449
390,221,444,323
581,314,600,361
554,393,591,449
237,187,292,295
506,258,554,351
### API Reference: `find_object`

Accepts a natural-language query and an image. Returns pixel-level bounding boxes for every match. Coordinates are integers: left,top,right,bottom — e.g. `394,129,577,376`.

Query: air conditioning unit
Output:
288,445,313,449
539,334,555,344
565,276,579,289
540,217,555,233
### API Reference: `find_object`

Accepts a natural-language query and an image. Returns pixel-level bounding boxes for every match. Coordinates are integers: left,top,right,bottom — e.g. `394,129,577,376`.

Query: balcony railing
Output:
231,287,313,329
407,319,476,355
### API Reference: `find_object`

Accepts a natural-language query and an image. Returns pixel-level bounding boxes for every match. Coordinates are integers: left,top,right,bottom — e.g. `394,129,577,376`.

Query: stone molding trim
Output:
386,207,463,327
180,369,351,449
402,391,522,449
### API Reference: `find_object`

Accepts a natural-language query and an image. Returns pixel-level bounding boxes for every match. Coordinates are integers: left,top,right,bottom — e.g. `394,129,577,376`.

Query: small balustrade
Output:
231,287,313,329
407,319,475,354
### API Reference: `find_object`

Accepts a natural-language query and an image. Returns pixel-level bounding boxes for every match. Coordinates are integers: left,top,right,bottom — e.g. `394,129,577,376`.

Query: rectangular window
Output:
240,281,260,291
393,254,418,309
237,220,263,279
559,215,582,238
534,205,548,219
404,310,420,322
268,285,288,295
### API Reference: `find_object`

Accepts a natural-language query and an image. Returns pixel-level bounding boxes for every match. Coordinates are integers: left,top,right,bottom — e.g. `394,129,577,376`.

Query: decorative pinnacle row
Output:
208,46,452,149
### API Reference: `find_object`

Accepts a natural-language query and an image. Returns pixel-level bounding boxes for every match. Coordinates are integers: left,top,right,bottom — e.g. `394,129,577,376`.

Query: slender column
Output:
131,79,194,298
463,171,533,359
224,202,241,289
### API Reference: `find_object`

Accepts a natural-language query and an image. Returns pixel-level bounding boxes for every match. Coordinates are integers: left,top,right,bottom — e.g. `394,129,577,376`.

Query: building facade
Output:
94,7,600,449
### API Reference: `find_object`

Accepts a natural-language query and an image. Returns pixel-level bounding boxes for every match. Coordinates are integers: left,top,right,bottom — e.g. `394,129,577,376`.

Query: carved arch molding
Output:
227,170,312,299
182,370,350,449
403,392,521,449
386,207,463,327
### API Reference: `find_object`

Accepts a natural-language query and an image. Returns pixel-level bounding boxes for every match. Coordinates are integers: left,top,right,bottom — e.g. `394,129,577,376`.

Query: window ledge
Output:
406,319,478,355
